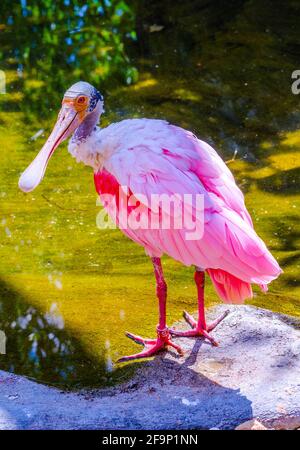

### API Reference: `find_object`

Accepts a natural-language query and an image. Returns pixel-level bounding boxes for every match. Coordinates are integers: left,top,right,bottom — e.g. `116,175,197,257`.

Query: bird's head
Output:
18,81,103,193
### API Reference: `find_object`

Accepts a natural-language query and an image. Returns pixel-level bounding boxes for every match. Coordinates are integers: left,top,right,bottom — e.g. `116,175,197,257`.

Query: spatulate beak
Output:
19,103,80,193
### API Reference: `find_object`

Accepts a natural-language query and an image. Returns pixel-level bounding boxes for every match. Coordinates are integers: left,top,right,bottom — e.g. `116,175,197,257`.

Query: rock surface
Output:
0,305,299,430
235,419,268,430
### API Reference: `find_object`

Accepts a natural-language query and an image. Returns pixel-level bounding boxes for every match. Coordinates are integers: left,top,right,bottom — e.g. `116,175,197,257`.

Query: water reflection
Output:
0,278,112,387
0,0,138,114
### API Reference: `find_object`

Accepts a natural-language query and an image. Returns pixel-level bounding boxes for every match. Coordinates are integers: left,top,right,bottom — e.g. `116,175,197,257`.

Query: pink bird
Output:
19,81,282,362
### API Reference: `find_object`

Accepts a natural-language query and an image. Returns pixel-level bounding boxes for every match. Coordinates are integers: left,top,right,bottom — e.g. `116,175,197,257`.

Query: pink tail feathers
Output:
207,268,253,304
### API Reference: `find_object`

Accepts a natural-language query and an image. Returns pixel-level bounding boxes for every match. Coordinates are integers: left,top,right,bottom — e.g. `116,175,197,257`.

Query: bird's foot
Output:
117,326,184,363
170,310,229,346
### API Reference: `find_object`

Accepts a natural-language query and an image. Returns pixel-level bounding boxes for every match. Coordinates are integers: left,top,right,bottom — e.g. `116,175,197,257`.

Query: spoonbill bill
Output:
19,81,282,362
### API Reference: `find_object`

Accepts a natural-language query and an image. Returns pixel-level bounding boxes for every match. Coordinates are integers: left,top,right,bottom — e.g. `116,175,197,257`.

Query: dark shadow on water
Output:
256,167,300,196
0,278,136,390
266,214,300,254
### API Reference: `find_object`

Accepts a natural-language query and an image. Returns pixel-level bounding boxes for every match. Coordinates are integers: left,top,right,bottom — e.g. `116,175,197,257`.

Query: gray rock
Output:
0,305,299,430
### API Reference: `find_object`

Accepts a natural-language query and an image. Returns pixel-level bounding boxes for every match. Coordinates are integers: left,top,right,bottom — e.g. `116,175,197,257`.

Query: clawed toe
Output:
117,309,229,362
170,309,229,347
170,324,219,346
125,332,156,346
207,309,230,332
117,327,184,363
182,310,197,328
117,345,161,363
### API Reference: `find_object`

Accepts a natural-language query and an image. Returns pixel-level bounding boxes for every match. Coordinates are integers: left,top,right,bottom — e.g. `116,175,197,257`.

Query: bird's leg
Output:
170,269,229,346
117,257,184,363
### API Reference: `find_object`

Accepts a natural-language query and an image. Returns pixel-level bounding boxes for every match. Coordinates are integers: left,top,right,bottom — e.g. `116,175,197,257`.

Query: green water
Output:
0,0,299,388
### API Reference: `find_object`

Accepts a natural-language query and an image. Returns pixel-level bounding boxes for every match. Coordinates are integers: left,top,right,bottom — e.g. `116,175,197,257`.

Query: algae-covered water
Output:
0,0,299,388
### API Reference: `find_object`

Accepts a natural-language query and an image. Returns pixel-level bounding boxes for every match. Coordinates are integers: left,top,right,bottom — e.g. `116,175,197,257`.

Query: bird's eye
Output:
77,96,87,104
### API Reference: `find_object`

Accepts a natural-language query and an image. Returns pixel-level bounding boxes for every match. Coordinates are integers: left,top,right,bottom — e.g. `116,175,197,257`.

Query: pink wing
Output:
96,119,281,303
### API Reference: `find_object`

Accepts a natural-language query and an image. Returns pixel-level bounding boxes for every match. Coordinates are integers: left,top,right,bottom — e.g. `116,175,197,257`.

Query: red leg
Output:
117,258,184,363
170,270,229,346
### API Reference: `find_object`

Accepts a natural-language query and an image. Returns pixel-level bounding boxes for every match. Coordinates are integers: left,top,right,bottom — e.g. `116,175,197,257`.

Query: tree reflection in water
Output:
0,0,138,114
0,278,109,387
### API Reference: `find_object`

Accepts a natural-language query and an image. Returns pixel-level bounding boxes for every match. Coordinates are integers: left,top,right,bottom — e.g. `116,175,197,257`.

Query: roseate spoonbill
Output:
19,81,282,362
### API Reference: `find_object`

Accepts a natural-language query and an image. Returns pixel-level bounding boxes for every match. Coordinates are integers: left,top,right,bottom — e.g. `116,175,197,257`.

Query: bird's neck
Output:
68,103,112,171
73,107,100,141
68,103,109,171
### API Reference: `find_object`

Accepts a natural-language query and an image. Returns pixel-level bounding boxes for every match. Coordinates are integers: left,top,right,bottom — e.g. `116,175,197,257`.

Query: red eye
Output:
77,96,86,104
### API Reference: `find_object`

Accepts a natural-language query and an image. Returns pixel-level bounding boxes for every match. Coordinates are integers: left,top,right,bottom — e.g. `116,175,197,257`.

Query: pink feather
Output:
95,119,282,303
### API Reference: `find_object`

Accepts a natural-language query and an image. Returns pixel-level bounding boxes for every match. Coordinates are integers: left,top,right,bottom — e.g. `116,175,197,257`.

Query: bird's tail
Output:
207,268,254,304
